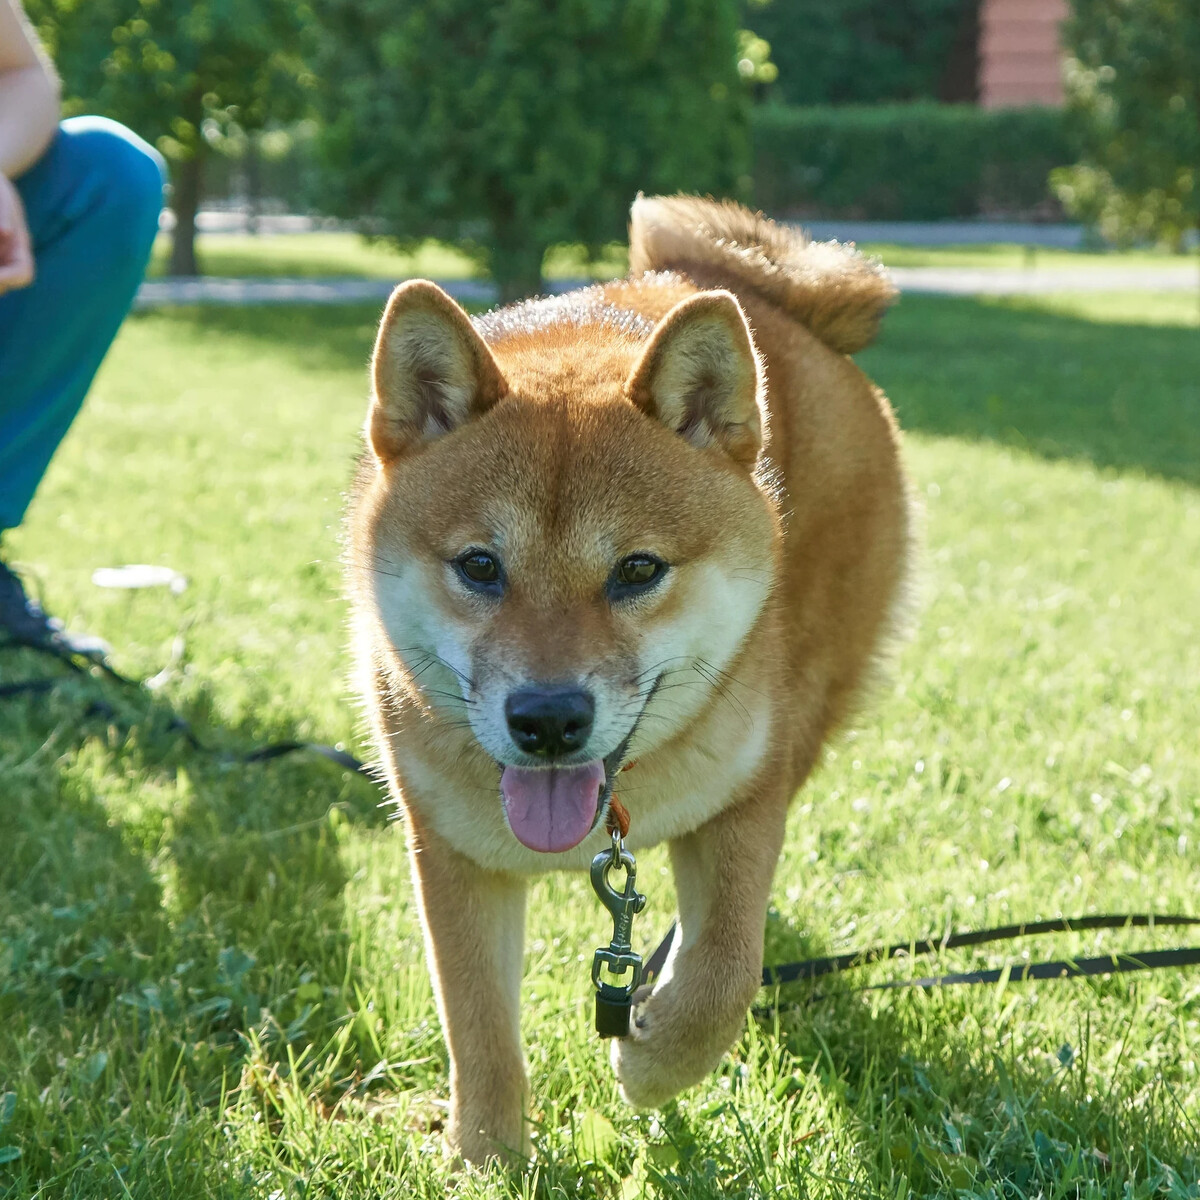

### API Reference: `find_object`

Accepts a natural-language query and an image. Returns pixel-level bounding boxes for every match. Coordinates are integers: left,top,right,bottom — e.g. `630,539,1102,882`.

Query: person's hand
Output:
0,172,34,294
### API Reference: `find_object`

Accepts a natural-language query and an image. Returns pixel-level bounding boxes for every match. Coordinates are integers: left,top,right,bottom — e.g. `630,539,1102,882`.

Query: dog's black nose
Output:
505,688,595,758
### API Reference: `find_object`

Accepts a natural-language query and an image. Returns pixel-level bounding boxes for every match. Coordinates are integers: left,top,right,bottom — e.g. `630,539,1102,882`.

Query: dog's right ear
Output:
368,280,509,464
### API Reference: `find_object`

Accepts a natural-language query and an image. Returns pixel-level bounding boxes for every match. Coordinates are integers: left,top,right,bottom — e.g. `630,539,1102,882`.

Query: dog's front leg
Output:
612,781,786,1108
407,819,529,1164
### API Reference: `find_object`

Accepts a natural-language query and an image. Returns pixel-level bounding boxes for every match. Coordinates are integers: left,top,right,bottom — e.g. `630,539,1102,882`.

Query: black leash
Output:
0,637,375,778
641,914,1200,1001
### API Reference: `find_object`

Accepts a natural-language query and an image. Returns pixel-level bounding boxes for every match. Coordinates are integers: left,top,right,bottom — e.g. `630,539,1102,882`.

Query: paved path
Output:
136,276,454,308
888,265,1198,295
175,208,1200,250
135,266,1199,310
802,220,1090,247
182,210,1098,247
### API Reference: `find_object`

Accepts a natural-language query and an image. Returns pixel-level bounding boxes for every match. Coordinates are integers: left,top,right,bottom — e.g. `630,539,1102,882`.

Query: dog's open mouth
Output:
497,680,655,853
499,760,607,853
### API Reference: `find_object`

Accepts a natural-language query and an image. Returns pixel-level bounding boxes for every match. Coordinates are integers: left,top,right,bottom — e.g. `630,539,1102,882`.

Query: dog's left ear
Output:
368,280,509,464
624,291,764,467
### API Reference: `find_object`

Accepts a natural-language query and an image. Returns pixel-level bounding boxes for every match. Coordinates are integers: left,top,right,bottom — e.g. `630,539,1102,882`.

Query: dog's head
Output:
353,280,778,853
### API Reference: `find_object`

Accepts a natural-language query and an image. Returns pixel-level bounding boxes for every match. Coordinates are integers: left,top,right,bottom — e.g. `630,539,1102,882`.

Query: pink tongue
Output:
500,760,605,853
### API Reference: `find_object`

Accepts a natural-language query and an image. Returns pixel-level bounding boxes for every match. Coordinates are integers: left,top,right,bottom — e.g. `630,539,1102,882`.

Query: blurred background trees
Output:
23,0,1200,287
310,0,749,300
26,0,312,274
1052,0,1200,250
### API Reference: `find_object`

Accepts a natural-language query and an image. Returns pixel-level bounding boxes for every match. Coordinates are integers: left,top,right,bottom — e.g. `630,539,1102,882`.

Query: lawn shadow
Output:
137,294,1200,491
861,294,1200,488
0,644,390,1178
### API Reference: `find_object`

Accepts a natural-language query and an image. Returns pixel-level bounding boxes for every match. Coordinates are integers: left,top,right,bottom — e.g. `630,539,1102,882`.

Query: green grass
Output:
858,244,1200,271
1003,291,1200,328
148,230,1200,281
2,290,1200,1197
147,233,628,281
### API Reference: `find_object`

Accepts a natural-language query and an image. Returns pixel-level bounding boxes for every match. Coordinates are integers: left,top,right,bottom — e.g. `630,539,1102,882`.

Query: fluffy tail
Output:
628,195,896,355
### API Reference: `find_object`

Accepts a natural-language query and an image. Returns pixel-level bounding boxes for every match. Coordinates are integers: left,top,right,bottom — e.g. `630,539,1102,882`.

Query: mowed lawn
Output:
1,287,1199,1198
145,229,1200,281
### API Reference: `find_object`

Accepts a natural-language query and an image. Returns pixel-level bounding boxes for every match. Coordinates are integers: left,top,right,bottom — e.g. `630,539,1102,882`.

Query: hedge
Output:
752,103,1079,221
749,0,978,107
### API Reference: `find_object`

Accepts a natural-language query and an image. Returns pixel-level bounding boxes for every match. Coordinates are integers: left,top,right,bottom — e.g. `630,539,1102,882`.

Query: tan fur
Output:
346,195,912,1164
625,290,764,466
369,280,509,461
628,194,897,355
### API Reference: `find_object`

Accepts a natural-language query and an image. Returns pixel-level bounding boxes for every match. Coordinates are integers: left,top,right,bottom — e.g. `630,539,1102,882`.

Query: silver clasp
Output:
590,832,646,994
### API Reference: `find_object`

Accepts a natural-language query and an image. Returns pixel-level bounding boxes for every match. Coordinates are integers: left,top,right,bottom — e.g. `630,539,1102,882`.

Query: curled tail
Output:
628,194,896,355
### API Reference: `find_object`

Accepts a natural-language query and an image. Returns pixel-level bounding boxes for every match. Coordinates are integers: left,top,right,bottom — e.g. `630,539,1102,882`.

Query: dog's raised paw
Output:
609,996,694,1109
611,1027,675,1109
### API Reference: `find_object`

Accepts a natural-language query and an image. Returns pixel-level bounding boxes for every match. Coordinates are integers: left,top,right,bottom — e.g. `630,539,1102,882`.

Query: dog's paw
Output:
611,1000,673,1109
610,966,761,1108
447,1069,530,1166
448,1112,530,1168
609,985,720,1109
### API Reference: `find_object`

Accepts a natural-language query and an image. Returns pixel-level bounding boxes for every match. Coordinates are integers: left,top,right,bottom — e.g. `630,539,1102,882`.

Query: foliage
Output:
2,286,1200,1194
753,102,1076,220
747,0,978,106
26,0,313,272
1051,0,1200,249
734,26,777,86
27,0,311,161
310,0,749,300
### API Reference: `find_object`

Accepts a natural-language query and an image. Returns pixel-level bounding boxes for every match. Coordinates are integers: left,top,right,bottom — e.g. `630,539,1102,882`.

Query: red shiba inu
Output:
346,195,912,1163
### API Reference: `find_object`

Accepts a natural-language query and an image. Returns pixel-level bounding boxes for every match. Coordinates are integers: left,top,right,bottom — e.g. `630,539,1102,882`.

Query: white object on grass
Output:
92,565,188,595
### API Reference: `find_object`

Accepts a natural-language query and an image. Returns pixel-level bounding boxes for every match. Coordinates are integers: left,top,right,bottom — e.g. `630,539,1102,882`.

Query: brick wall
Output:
979,0,1069,108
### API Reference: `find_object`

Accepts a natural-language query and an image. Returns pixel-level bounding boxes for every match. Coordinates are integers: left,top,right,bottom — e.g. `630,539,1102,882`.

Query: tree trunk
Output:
169,153,204,277
490,195,545,303
491,238,545,304
245,134,261,237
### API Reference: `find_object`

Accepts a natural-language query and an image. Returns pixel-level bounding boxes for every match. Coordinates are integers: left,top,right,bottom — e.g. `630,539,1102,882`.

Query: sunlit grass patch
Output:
148,229,1200,290
148,233,629,283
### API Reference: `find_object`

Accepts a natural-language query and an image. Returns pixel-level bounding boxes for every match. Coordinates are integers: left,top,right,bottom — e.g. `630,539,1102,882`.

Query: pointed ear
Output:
624,291,764,466
367,280,509,464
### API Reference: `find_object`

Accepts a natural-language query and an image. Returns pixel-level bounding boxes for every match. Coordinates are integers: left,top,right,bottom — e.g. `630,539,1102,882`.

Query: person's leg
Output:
0,116,164,645
0,115,165,531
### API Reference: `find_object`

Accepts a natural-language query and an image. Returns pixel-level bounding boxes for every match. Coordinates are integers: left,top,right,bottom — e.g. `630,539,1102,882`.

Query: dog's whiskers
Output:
692,660,754,732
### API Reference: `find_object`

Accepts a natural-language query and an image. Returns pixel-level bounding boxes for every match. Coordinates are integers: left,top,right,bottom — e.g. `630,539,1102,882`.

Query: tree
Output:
311,0,750,301
1052,0,1200,250
27,0,311,275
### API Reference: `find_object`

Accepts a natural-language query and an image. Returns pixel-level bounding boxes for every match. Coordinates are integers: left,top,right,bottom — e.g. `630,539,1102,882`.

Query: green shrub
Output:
753,103,1077,220
1052,0,1200,250
310,0,749,301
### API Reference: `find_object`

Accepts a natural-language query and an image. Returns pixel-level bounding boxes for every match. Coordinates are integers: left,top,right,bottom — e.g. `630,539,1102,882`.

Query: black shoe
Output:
0,558,110,657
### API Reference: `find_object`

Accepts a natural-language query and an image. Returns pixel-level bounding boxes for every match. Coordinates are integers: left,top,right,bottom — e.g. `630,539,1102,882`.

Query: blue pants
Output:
0,116,165,531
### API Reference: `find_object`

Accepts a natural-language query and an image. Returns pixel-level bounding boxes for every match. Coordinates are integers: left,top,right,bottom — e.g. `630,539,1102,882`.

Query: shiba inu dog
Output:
346,195,911,1163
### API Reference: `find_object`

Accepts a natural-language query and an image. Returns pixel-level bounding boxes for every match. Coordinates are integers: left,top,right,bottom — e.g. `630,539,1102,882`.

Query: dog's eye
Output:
456,551,502,588
617,556,660,586
610,554,667,598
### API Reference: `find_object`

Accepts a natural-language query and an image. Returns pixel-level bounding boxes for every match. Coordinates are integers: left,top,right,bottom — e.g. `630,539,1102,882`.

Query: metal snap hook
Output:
590,834,646,1038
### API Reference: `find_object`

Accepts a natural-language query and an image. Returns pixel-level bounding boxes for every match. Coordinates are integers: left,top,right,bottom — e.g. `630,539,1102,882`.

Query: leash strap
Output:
236,739,370,774
642,914,1200,995
1,640,374,777
867,945,1200,990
